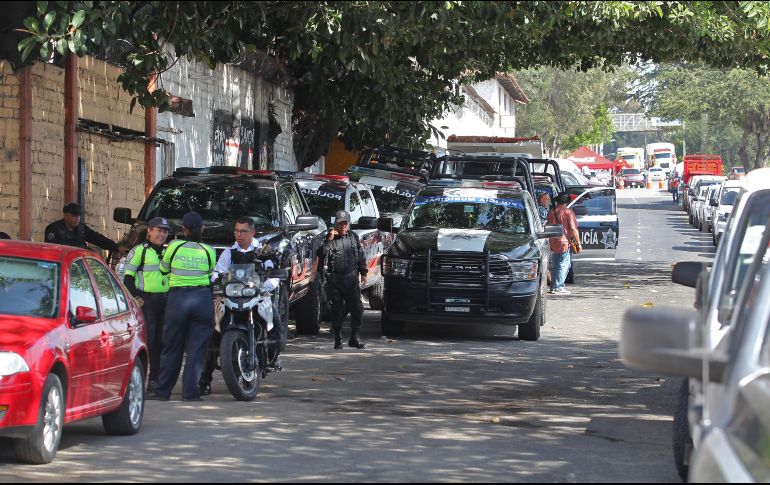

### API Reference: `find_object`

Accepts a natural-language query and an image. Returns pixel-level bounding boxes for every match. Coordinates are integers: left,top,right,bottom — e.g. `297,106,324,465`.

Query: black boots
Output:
348,329,366,349
334,330,343,350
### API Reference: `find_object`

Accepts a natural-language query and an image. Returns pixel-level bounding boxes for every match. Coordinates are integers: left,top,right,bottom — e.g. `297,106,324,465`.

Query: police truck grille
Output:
412,252,501,287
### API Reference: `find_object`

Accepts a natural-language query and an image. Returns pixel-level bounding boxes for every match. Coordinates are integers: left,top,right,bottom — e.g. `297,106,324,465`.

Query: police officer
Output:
198,217,283,395
313,210,368,350
123,217,171,393
44,203,121,252
148,212,216,402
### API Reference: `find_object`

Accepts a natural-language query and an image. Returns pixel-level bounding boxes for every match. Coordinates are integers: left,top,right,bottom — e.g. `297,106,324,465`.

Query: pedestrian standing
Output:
123,217,171,393
312,210,368,350
148,212,216,402
537,193,551,226
44,203,122,252
547,194,581,295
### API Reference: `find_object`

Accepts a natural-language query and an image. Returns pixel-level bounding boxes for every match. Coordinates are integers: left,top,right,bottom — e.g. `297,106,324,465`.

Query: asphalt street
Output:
0,188,713,482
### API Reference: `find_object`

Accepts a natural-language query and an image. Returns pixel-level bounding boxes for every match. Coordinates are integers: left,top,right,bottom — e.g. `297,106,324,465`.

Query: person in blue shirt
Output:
537,193,551,226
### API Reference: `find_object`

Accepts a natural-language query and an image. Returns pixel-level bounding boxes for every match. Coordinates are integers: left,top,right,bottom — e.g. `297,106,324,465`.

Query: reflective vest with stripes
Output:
124,243,169,293
160,240,216,288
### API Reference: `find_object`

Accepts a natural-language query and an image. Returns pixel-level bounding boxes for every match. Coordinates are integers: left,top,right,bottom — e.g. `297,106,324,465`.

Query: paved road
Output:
0,189,713,482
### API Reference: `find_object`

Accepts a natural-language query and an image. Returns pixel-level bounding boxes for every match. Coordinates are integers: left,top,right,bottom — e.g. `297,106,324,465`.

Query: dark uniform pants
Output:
326,272,364,335
139,291,168,383
155,287,214,399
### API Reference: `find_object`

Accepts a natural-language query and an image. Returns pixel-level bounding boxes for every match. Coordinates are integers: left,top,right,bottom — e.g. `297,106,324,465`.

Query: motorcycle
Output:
215,263,289,401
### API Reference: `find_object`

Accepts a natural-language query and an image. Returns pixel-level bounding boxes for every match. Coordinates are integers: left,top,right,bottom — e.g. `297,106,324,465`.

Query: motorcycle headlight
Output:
383,256,412,278
242,287,257,297
508,261,539,281
0,352,30,377
226,283,245,297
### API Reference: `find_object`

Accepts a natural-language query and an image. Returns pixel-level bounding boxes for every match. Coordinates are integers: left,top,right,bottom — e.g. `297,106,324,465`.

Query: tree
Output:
17,1,770,169
640,65,770,170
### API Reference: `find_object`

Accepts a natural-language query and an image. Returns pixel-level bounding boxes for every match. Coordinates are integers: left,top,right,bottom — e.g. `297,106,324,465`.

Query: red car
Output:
0,241,147,464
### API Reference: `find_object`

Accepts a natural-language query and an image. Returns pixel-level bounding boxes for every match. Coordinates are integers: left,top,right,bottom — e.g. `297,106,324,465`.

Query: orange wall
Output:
324,139,359,174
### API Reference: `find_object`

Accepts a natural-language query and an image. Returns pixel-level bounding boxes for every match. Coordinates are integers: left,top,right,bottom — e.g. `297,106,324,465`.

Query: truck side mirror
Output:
113,207,135,225
377,217,399,233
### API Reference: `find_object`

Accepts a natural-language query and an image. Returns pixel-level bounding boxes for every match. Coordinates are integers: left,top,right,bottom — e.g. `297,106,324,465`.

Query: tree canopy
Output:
17,1,770,168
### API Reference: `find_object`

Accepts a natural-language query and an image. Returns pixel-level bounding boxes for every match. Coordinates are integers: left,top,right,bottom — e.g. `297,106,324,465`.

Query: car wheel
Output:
13,374,64,464
366,277,385,311
672,378,693,482
518,289,543,342
102,359,145,436
295,280,321,335
381,311,404,337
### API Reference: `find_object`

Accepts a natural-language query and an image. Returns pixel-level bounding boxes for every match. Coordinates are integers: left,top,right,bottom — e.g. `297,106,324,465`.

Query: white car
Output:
648,167,665,182
710,180,742,247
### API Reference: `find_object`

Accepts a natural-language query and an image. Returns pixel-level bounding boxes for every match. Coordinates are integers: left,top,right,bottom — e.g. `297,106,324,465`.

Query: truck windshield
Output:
367,185,416,214
0,257,59,318
142,182,279,228
622,169,640,175
299,185,346,227
405,195,529,234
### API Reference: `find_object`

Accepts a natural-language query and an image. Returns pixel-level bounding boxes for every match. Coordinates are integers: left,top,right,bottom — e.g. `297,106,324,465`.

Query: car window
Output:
717,191,770,325
359,187,378,217
96,260,129,314
348,191,363,224
721,188,740,206
87,259,122,317
0,256,59,318
524,194,543,232
279,185,305,225
569,189,616,216
406,194,529,234
69,259,98,318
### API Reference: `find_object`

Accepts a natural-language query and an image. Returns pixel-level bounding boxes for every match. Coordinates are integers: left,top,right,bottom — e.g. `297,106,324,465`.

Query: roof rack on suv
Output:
430,154,535,197
171,166,289,180
351,146,435,183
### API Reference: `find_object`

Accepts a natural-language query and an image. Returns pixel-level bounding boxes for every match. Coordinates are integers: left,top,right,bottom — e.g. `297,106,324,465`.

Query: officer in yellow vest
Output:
148,212,216,402
123,217,171,393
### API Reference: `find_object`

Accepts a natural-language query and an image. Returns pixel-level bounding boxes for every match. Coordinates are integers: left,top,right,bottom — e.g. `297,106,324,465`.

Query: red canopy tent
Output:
566,147,615,170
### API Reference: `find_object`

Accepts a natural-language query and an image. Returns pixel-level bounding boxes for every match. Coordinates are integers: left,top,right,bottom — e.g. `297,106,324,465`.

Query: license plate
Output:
446,306,470,313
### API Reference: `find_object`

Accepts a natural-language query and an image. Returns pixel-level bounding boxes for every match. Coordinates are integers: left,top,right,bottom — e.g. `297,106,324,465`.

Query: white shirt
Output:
212,239,274,281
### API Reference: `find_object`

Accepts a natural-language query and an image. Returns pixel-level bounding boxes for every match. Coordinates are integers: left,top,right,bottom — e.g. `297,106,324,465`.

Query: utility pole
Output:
682,120,686,159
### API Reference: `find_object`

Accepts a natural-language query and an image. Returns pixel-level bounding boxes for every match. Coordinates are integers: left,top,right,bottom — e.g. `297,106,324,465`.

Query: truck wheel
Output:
672,379,692,482
367,277,385,311
381,311,404,337
13,374,64,464
295,281,321,335
566,267,575,285
519,290,543,341
102,360,145,436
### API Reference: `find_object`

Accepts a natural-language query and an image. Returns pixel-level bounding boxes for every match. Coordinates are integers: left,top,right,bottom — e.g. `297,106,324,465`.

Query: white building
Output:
430,73,529,149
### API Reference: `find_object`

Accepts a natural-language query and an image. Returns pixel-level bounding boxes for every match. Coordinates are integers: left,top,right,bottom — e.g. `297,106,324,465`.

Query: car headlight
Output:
242,287,257,297
508,261,539,281
226,283,245,297
383,257,412,278
0,352,30,377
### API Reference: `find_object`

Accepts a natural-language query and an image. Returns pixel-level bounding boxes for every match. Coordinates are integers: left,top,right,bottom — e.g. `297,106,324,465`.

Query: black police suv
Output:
379,181,563,341
112,167,326,334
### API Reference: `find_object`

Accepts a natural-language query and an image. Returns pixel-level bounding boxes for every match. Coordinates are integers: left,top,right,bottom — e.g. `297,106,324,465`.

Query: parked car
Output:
113,167,324,335
727,166,745,180
687,176,725,221
620,168,645,188
629,168,770,481
710,180,742,247
620,215,770,482
648,166,665,182
0,241,148,463
697,184,719,233
295,174,392,309
379,181,562,341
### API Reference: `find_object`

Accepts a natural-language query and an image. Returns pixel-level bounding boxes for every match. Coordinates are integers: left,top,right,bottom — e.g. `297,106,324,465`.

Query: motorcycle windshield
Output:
227,264,261,287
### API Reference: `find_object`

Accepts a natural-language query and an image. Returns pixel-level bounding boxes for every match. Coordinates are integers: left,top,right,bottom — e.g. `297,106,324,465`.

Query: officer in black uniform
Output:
44,203,120,252
313,210,368,350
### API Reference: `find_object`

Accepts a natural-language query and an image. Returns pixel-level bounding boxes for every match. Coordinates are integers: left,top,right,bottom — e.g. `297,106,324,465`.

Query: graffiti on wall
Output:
211,110,257,168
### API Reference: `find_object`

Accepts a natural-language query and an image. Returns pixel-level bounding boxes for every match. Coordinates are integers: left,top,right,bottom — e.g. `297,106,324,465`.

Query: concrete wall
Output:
156,55,296,178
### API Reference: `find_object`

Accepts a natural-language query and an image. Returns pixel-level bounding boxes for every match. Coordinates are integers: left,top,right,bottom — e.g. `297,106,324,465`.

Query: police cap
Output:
63,203,82,216
182,211,204,230
335,210,351,223
148,217,172,230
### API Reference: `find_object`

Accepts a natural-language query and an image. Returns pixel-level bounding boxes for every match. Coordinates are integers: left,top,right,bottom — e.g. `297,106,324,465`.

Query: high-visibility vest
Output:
125,243,169,293
161,240,216,288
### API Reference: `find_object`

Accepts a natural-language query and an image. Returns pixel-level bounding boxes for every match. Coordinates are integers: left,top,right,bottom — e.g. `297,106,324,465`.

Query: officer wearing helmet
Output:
123,217,172,393
312,210,368,350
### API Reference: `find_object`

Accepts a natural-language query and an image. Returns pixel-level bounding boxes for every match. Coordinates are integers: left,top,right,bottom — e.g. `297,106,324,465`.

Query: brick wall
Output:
78,56,145,132
0,61,20,237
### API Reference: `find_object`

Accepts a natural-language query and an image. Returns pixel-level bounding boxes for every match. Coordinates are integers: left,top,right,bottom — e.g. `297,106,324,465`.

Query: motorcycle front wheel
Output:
220,330,260,401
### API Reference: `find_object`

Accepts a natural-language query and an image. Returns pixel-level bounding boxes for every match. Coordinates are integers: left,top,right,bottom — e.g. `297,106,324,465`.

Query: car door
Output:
356,185,383,287
65,258,112,413
566,187,619,256
280,183,315,300
86,258,133,401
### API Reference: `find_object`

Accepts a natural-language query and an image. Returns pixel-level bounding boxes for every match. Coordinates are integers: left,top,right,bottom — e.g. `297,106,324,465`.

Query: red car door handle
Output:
100,332,110,346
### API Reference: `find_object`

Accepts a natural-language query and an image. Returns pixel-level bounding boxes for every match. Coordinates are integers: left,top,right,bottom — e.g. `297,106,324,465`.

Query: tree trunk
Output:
738,118,751,172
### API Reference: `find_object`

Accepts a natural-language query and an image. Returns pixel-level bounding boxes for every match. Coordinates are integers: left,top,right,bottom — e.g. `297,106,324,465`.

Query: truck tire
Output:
672,378,692,482
102,360,145,436
519,290,543,341
367,277,385,310
295,281,321,335
13,374,64,464
381,311,404,337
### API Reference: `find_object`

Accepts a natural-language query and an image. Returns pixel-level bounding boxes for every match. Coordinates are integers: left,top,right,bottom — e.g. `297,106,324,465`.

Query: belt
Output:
169,286,211,291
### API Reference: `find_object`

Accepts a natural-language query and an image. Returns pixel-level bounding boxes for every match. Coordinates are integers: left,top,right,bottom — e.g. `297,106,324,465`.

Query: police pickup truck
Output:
112,167,326,334
379,181,562,341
